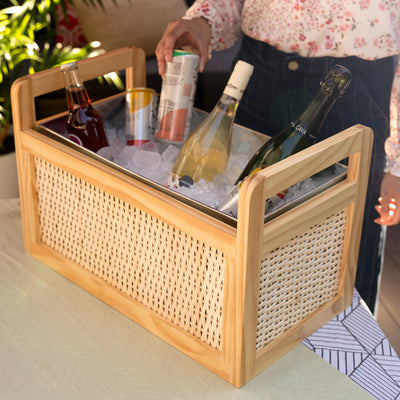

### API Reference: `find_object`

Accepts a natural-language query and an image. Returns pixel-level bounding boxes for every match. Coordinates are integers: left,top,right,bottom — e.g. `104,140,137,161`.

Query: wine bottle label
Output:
290,121,307,135
290,121,317,140
166,172,194,189
68,133,83,146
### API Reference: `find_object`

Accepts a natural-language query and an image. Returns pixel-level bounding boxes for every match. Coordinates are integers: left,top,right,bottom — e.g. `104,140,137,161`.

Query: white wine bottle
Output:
166,60,254,188
220,64,352,216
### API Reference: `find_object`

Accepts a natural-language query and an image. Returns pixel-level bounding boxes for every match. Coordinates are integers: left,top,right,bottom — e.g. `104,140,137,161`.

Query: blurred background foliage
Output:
0,0,124,152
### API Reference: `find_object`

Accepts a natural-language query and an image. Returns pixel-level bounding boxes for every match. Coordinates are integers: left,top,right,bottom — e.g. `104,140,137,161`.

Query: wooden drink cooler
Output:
11,47,372,387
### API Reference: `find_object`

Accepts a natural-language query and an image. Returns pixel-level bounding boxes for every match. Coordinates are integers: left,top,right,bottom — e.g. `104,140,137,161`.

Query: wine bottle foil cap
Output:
60,61,78,71
224,60,254,100
320,64,352,95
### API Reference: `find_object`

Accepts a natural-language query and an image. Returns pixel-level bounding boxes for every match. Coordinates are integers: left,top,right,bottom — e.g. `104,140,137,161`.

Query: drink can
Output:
125,87,158,147
156,49,199,143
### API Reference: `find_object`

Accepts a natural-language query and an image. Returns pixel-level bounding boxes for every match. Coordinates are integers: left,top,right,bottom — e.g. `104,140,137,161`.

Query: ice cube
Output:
188,187,216,207
141,141,159,153
192,179,212,194
97,138,126,161
175,185,193,197
114,145,137,169
161,145,180,164
214,183,237,208
109,137,126,154
213,173,232,187
104,124,118,140
132,148,162,172
97,146,114,161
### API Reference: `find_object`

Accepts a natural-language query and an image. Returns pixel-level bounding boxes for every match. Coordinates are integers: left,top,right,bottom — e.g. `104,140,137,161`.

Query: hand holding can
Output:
156,49,200,143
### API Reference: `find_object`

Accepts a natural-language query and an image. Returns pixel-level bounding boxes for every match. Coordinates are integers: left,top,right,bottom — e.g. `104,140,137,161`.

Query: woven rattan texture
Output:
256,210,347,351
35,157,225,350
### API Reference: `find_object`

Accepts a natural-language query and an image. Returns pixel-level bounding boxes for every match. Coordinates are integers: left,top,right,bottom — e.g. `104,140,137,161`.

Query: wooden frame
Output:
11,47,372,387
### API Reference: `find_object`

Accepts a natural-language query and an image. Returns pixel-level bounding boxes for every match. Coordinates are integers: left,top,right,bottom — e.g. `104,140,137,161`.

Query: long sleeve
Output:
183,0,400,178
183,0,244,51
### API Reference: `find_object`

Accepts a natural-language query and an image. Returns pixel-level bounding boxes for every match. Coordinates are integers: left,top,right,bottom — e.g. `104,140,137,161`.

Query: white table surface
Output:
0,198,398,399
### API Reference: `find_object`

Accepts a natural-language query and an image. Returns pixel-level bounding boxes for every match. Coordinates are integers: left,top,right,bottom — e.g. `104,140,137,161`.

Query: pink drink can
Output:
156,49,199,143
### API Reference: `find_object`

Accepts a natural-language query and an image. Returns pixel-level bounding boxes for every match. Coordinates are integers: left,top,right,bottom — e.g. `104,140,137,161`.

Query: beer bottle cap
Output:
60,61,78,72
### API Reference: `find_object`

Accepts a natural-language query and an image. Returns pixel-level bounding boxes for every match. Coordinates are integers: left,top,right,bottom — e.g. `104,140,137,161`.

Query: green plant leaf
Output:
0,0,128,140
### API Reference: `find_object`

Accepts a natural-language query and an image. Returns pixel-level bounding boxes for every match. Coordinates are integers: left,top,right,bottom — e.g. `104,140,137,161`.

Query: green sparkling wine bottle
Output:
220,64,352,216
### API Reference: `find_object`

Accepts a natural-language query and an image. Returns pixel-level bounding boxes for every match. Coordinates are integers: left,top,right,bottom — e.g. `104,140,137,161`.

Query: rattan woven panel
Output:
35,157,225,351
256,210,347,351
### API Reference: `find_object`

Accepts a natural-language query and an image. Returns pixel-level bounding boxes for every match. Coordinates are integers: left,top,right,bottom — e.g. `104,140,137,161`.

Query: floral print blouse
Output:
184,0,400,176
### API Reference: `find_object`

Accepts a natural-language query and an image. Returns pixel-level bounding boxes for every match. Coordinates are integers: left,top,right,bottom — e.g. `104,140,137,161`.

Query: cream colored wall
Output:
73,0,188,56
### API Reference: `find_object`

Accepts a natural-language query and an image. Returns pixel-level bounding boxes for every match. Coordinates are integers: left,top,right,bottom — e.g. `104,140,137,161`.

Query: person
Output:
155,1,400,312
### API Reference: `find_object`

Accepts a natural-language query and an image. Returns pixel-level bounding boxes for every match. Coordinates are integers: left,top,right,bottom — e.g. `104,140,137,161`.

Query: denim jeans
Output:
233,35,396,312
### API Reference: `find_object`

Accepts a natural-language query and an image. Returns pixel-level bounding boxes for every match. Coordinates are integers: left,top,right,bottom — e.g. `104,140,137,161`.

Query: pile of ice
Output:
98,123,341,218
97,135,249,211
